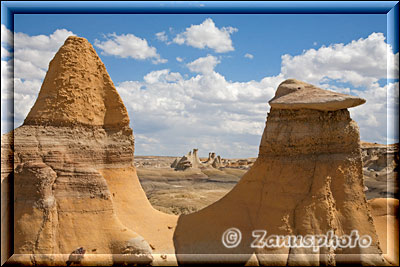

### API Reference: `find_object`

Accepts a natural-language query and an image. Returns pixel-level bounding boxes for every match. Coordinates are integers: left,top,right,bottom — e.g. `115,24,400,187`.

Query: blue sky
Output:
14,14,389,83
1,12,399,157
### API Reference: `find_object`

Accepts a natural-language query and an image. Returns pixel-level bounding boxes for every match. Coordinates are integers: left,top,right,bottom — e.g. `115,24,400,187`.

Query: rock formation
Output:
173,149,206,170
170,157,180,169
172,150,228,171
204,152,216,164
173,79,386,265
1,36,393,266
1,36,177,265
361,142,399,199
268,79,365,111
211,155,222,168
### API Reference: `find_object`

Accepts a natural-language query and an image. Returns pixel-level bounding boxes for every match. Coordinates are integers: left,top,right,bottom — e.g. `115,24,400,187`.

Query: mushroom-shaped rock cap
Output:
269,79,366,111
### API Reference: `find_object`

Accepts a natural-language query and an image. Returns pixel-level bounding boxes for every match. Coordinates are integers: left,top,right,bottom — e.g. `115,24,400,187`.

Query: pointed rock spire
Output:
24,36,130,128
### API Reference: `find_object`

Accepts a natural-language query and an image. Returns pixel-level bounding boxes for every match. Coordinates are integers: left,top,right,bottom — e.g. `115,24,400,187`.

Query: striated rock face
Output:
173,79,385,265
1,36,177,265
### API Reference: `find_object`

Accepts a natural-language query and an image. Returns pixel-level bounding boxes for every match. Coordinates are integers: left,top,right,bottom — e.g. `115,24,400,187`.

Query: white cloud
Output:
279,32,399,144
349,82,399,144
1,46,11,58
173,18,237,53
244,53,254,59
143,69,182,84
1,26,75,131
3,24,398,156
281,32,399,86
12,28,75,78
94,33,167,64
176,57,183,62
1,24,13,47
186,55,220,74
117,68,280,157
155,31,168,42
117,32,398,156
1,59,13,100
14,59,47,80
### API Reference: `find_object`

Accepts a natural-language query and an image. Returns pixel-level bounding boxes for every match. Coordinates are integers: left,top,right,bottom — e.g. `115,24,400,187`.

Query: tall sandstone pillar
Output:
1,36,177,266
173,79,386,266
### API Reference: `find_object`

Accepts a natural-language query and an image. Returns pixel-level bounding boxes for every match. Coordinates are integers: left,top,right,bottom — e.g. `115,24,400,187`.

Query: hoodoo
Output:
24,36,130,128
173,79,385,265
1,35,390,266
1,36,177,265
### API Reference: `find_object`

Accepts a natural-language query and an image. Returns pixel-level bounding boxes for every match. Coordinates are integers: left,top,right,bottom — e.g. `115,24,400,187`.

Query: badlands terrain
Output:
136,143,398,215
1,36,398,266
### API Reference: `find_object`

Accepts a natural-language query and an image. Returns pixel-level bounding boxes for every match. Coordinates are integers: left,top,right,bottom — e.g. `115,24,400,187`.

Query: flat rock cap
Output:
269,79,366,111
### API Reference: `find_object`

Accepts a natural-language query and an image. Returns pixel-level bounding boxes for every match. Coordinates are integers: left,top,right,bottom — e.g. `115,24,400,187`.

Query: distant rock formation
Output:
204,152,216,164
361,142,399,173
173,149,202,170
172,149,225,170
361,142,399,199
1,36,177,265
170,157,180,169
211,155,222,168
173,79,386,265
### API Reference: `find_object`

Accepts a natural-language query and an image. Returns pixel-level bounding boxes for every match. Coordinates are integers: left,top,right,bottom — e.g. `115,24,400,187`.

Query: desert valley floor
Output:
136,142,398,215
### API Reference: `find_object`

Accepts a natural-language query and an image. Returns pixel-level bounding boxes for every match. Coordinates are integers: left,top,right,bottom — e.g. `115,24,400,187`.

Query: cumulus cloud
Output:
1,26,75,132
12,28,76,80
155,31,168,42
143,69,182,84
1,46,11,58
117,32,398,155
3,24,398,156
244,53,254,59
1,24,13,47
94,33,167,64
350,82,399,144
173,18,237,53
280,32,399,144
117,69,281,156
186,55,220,74
281,32,399,86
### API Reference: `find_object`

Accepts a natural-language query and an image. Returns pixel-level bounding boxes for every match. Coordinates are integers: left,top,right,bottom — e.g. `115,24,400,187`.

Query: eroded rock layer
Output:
173,79,385,265
1,36,177,266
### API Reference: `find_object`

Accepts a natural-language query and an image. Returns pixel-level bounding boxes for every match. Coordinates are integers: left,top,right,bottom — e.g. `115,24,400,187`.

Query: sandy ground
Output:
135,146,398,215
136,161,246,214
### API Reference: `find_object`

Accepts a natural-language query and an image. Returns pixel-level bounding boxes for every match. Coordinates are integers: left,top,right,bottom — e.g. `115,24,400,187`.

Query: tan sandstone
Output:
173,79,386,265
269,79,366,111
1,36,394,266
1,36,177,266
368,198,399,266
